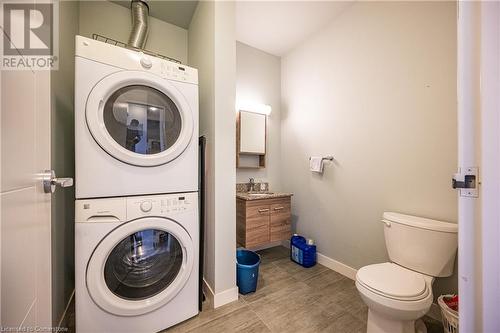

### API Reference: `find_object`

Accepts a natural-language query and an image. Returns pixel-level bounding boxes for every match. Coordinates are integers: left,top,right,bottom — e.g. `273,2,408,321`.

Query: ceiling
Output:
111,0,198,29
112,1,352,56
236,1,354,56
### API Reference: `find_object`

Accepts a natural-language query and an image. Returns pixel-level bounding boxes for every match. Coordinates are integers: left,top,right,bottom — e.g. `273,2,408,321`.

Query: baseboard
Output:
57,289,75,328
316,252,357,280
213,286,238,308
426,302,442,321
202,279,238,309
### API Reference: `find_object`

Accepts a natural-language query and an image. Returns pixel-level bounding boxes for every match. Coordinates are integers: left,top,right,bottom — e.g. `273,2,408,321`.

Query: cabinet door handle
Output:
273,207,285,211
258,208,270,213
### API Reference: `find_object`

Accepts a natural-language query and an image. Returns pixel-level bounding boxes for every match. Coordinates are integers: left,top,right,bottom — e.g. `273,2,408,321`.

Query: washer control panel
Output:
75,192,197,223
127,192,197,220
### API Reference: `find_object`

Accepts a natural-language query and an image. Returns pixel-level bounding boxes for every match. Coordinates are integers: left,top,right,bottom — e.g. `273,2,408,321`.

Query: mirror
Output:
238,111,266,154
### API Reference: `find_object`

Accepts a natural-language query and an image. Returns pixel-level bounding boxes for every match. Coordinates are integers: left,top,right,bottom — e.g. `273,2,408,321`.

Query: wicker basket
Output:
438,294,459,333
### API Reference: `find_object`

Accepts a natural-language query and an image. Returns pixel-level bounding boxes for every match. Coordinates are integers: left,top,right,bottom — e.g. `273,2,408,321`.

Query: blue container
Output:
236,249,261,294
290,235,317,268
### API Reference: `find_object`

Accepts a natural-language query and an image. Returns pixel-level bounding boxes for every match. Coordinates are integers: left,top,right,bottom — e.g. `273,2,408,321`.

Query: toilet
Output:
356,212,458,333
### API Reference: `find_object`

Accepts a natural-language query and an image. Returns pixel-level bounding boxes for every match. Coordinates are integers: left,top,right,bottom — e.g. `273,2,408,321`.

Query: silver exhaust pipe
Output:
128,0,149,49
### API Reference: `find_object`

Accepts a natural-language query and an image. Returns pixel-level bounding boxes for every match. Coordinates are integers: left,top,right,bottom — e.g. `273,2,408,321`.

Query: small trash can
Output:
236,249,260,294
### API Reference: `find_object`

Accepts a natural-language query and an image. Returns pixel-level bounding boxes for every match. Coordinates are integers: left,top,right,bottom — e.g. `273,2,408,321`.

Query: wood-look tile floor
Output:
65,246,443,333
165,246,443,333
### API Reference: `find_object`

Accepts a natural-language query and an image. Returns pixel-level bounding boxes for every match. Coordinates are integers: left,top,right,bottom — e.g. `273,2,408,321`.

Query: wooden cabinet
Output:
237,196,291,248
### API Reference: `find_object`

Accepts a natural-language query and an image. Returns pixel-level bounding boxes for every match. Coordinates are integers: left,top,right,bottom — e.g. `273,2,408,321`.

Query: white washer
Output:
75,35,199,199
75,192,199,333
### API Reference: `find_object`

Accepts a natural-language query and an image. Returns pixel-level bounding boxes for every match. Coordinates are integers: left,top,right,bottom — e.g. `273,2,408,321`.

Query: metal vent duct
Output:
128,0,149,49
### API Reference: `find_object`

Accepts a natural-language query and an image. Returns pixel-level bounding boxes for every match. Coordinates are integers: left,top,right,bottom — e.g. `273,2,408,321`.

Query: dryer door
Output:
86,217,194,316
86,71,194,167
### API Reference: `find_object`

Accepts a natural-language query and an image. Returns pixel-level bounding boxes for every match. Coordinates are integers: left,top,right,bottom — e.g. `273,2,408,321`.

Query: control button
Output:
140,201,152,212
140,57,152,69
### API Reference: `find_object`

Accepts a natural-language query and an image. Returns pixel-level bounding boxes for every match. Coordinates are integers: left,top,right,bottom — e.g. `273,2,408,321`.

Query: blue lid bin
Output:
236,249,261,294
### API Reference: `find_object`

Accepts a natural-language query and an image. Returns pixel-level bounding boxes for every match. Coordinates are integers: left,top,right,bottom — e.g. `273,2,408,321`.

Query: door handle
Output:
42,170,74,193
258,208,269,213
273,207,284,211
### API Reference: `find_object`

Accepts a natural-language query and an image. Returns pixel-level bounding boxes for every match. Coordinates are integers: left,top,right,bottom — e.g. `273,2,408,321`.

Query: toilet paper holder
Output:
309,156,334,161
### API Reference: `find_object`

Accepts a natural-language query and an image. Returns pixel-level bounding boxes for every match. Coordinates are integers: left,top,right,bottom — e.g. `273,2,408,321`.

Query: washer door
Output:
86,217,194,316
86,71,194,167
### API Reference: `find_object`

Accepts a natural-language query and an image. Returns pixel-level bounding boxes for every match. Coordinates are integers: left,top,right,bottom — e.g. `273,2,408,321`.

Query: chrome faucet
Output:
249,178,255,192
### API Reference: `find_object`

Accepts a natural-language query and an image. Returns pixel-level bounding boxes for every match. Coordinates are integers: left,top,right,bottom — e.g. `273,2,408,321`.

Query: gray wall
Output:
236,42,282,189
78,1,188,64
280,1,458,299
188,0,216,291
51,1,79,325
212,1,237,296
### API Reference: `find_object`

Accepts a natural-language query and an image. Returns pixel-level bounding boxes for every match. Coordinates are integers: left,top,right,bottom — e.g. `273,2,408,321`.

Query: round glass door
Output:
104,229,183,300
103,86,182,156
86,217,194,316
86,71,194,167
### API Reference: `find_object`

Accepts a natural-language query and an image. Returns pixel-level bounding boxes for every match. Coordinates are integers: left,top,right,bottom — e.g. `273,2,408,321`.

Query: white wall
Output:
236,42,282,189
188,1,237,307
79,1,188,64
281,1,458,298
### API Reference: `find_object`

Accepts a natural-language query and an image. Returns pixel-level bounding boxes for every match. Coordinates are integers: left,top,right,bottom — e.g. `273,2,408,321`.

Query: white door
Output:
457,2,500,332
0,66,53,329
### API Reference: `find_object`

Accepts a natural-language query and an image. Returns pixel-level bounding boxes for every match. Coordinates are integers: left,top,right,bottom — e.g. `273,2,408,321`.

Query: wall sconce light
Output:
235,101,272,115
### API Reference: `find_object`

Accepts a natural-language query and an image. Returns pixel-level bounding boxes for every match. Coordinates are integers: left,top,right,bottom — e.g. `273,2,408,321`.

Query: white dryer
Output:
75,35,199,199
75,192,199,333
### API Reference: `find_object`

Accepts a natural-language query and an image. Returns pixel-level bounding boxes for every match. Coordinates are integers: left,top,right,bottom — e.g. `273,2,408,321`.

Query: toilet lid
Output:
357,263,428,300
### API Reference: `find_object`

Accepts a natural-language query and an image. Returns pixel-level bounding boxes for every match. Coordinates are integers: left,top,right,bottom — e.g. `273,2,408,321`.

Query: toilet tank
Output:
383,212,458,277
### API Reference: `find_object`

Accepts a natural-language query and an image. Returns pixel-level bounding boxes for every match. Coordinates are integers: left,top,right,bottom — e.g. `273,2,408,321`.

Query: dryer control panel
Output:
75,192,198,223
75,35,198,85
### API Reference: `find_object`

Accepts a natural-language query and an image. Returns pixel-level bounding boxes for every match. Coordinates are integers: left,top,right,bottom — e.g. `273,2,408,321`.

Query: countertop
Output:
236,191,294,201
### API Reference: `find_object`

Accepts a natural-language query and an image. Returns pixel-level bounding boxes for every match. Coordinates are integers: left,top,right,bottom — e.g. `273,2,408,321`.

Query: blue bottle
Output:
290,234,317,268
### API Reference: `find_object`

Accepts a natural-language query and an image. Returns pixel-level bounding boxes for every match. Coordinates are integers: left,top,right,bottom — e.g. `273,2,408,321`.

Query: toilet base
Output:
366,309,427,333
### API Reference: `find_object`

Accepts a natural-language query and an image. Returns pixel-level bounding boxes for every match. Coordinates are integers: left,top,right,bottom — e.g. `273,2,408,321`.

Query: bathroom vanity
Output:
236,192,293,248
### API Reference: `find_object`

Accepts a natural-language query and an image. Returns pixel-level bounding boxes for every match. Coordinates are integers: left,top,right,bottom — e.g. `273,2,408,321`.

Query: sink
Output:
248,192,274,197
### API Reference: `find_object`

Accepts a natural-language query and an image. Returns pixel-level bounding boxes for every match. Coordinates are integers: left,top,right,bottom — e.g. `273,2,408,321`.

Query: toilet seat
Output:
356,263,430,301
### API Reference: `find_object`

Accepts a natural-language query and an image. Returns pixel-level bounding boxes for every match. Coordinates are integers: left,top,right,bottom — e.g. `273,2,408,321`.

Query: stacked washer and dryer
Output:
74,35,199,332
